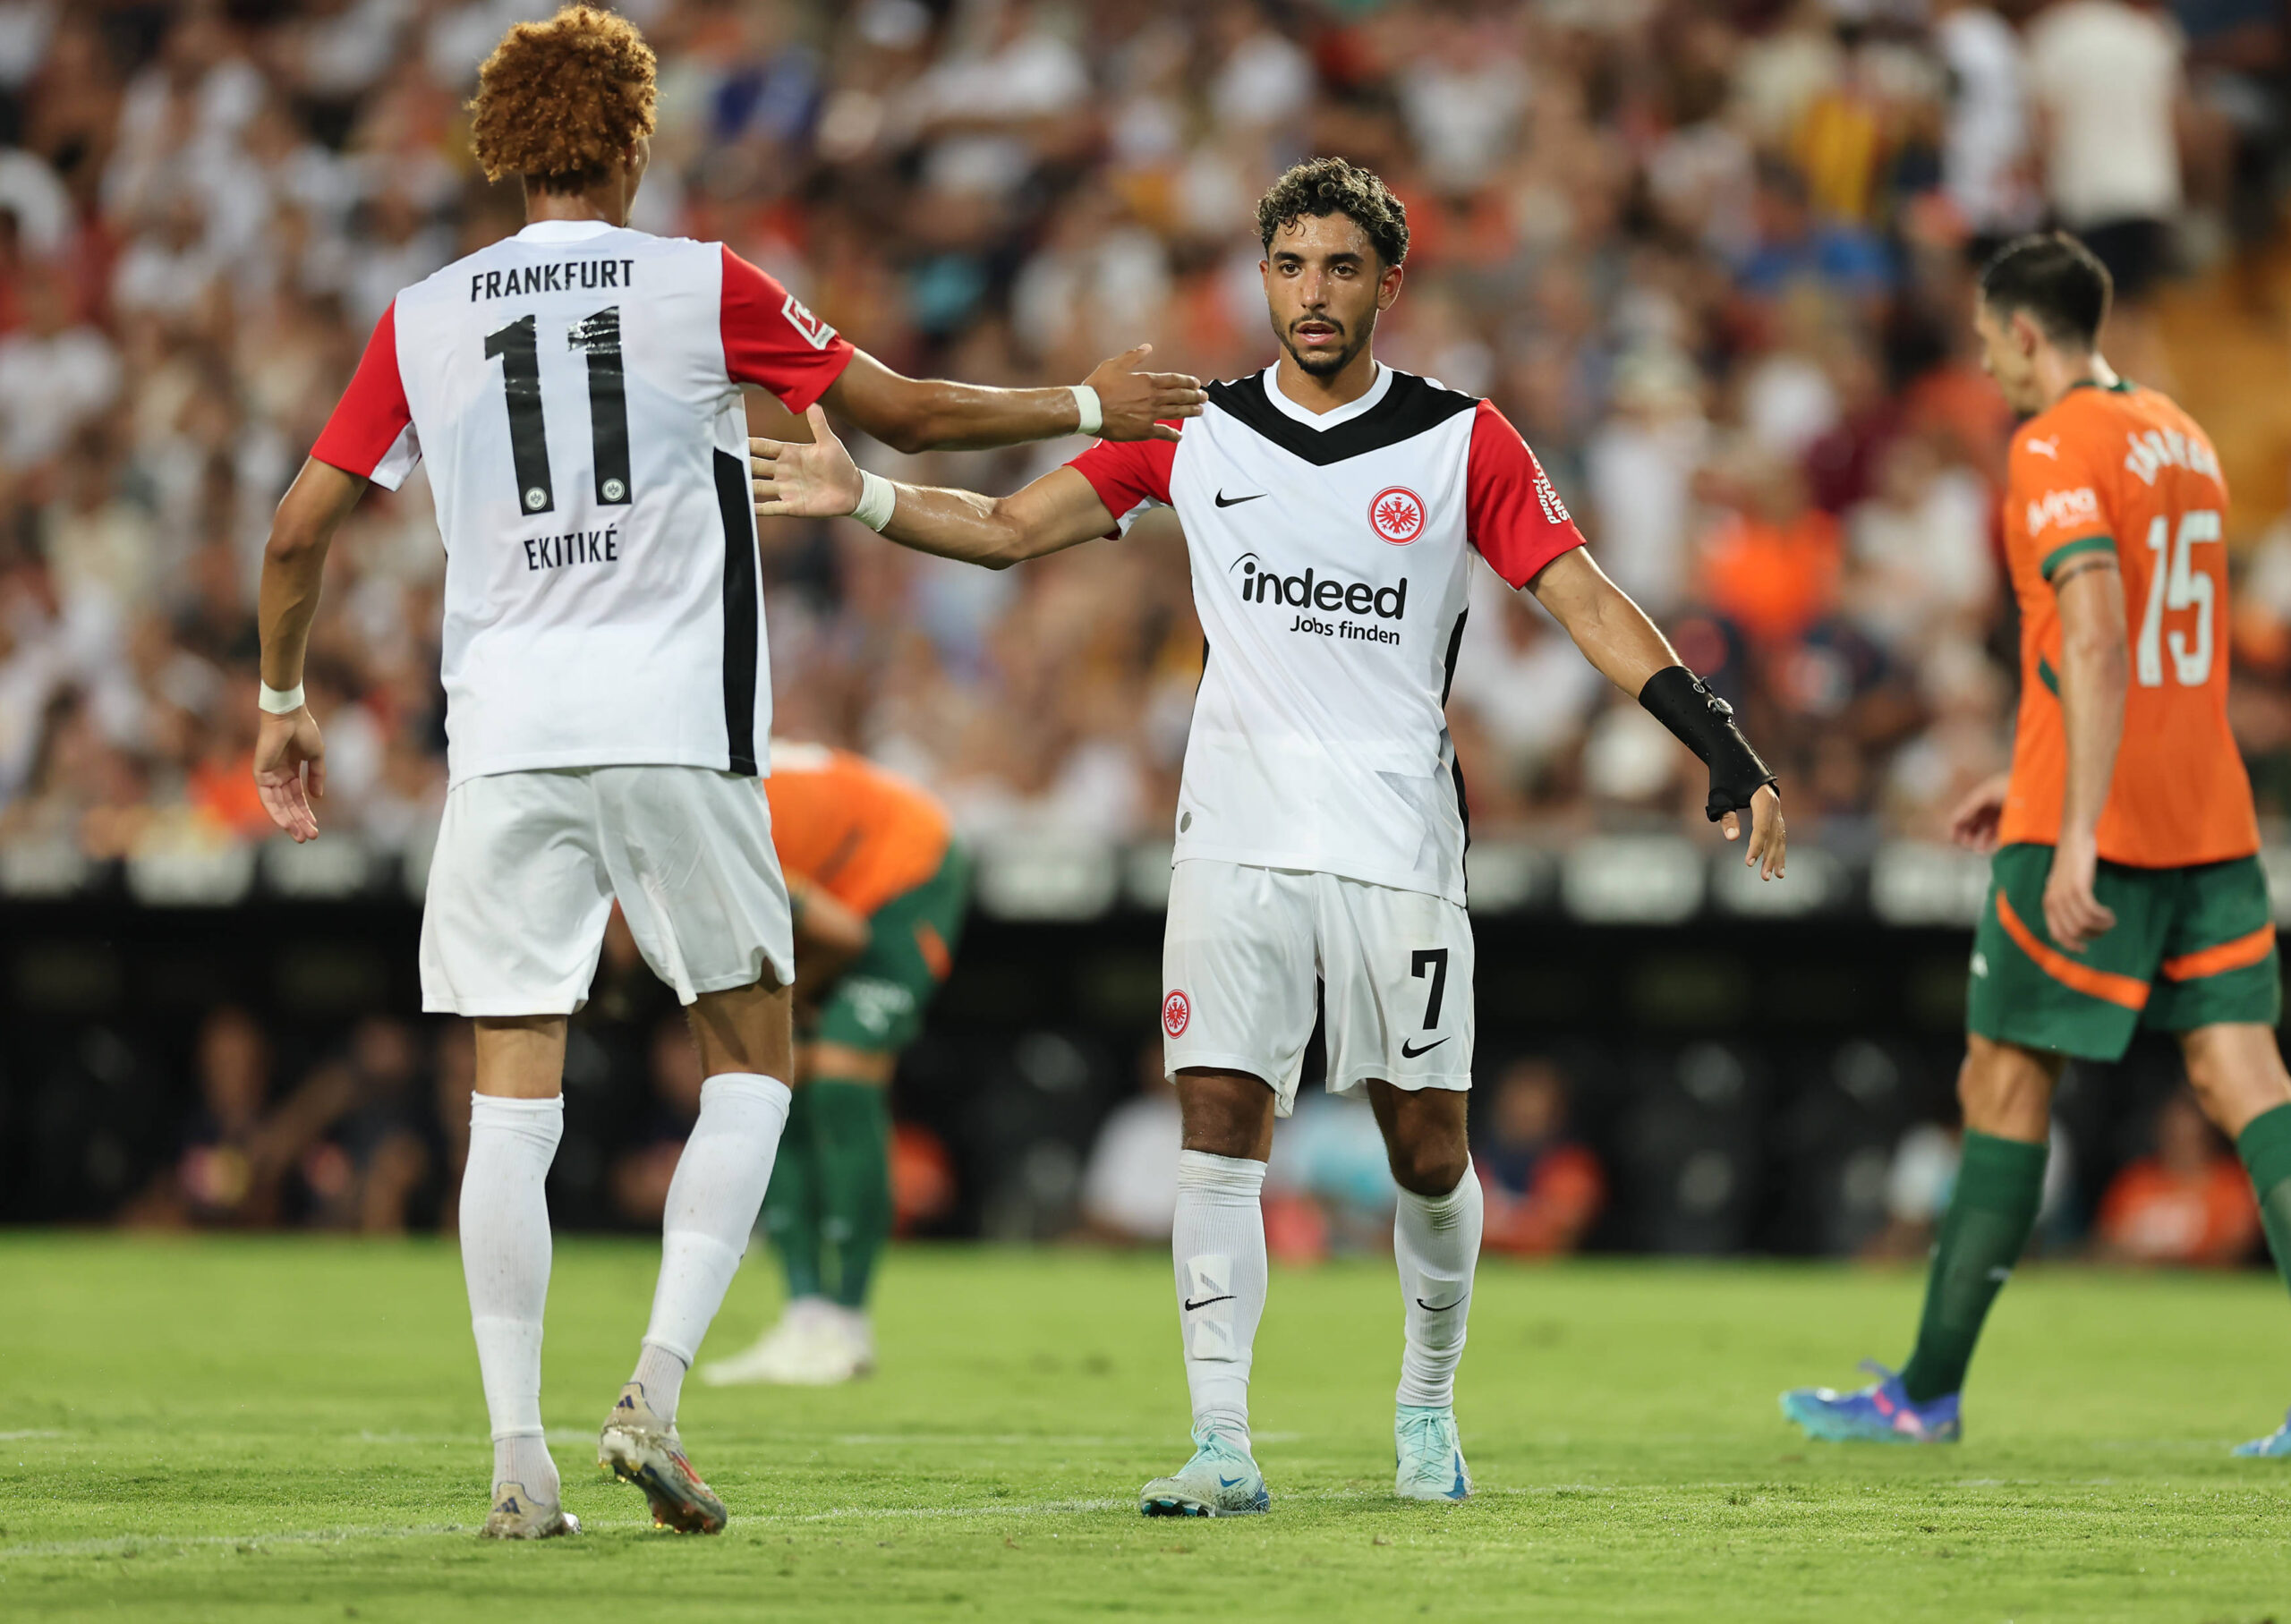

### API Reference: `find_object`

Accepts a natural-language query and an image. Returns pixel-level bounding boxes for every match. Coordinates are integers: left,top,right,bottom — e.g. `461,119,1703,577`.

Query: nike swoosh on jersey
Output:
1183,1294,1237,1312
1214,489,1265,506
1399,1036,1450,1059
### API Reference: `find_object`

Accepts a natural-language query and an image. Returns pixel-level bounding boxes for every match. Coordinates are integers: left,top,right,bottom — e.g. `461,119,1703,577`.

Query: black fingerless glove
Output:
1638,665,1776,821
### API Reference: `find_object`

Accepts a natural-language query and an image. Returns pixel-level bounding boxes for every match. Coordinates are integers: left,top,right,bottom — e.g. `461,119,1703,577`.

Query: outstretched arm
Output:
1528,547,1786,878
2045,553,2129,950
822,344,1205,454
253,457,369,842
754,406,1118,568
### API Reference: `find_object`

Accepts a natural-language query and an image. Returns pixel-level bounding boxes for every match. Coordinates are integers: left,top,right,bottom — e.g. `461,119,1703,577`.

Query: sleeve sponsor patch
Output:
2025,486,2099,537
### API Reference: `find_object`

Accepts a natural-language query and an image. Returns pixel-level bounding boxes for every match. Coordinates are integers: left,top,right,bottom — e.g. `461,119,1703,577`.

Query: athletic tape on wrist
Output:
851,469,897,532
1070,383,1103,437
258,681,305,715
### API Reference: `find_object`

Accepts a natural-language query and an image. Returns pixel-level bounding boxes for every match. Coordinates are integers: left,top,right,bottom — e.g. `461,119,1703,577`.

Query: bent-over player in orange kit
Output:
700,742,967,1388
1784,233,2291,1455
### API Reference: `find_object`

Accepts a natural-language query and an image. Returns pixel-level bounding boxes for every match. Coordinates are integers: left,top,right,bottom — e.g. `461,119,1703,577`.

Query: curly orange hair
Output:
469,6,658,193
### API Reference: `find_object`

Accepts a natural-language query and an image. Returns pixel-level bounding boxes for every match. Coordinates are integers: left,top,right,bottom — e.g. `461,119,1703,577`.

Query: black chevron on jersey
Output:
1205,369,1478,465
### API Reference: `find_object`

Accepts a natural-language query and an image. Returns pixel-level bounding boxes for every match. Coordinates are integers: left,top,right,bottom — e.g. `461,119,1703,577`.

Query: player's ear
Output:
1377,259,1405,311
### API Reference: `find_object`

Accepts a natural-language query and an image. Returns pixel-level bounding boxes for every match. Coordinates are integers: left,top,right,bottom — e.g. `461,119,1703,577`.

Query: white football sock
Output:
460,1093,563,1498
1172,1150,1268,1449
1393,1161,1484,1411
635,1073,792,1423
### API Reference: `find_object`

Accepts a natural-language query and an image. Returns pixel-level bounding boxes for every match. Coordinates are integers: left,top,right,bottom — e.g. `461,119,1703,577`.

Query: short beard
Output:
1277,311,1375,378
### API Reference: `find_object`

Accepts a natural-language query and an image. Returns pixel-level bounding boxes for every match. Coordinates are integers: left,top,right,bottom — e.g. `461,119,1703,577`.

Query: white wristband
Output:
258,681,305,715
851,469,898,532
1070,383,1103,437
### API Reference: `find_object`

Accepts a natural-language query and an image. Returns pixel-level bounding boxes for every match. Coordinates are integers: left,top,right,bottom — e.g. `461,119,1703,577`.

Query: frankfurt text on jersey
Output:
472,260,637,301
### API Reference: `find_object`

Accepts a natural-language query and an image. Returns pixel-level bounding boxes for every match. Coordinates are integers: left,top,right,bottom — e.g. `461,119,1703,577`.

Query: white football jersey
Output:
1071,364,1583,905
312,219,855,783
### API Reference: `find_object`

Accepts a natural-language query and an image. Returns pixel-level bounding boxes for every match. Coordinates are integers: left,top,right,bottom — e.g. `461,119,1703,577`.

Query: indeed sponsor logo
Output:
2025,487,2099,536
1232,555,1409,620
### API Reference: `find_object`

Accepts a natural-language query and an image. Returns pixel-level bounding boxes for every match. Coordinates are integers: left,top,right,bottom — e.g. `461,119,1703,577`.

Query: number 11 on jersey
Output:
482,305,635,515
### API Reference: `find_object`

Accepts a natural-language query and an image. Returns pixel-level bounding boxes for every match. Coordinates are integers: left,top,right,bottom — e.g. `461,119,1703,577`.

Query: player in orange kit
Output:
1784,232,2291,1454
699,741,967,1386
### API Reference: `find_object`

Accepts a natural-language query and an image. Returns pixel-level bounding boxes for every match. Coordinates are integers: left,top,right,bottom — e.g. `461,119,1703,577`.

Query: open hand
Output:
1722,783,1786,880
753,405,864,520
1946,770,2012,854
1085,344,1205,444
2043,832,2116,953
253,706,325,843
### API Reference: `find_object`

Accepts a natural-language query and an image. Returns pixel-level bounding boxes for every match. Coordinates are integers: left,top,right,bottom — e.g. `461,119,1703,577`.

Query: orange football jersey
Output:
1997,381,2258,867
764,741,952,915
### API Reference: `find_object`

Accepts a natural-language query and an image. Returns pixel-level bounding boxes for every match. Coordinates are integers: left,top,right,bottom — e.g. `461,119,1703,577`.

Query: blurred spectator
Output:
609,1014,704,1228
433,1016,475,1234
290,1015,438,1233
122,1005,290,1228
1862,1116,2080,1260
2093,1088,2261,1265
1077,1043,1181,1243
1264,1093,1394,1263
2023,0,2186,300
1477,1057,1605,1257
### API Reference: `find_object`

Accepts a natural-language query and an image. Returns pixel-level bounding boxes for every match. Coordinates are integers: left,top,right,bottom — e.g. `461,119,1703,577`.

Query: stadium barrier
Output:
5,834,2267,1247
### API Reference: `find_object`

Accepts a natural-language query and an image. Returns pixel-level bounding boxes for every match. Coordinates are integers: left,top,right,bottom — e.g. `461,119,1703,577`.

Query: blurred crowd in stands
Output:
7,0,2291,1259
7,0,2291,869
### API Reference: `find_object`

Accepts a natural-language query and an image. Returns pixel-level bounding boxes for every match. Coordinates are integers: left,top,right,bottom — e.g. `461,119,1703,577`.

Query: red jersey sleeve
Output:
311,302,419,489
720,245,856,413
1066,431,1180,537
1465,400,1584,589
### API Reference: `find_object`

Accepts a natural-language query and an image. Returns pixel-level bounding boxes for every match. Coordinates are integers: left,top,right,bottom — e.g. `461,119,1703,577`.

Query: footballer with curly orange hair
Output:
251,4,1198,1543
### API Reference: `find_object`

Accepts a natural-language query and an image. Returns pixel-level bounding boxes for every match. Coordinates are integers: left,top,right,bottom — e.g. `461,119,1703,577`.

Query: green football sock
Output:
1898,1129,2049,1404
2236,1102,2291,1299
811,1079,893,1310
762,1084,825,1302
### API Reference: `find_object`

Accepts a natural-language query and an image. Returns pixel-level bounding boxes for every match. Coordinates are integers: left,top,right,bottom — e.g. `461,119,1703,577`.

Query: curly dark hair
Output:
1255,157,1410,267
469,6,658,193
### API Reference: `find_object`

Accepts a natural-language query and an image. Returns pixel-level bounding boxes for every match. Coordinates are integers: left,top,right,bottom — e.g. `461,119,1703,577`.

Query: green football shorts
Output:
815,843,971,1055
1966,842,2280,1061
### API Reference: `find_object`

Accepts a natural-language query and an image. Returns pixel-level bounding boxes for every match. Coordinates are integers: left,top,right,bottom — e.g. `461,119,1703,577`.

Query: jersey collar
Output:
1261,361,1393,430
515,219,621,242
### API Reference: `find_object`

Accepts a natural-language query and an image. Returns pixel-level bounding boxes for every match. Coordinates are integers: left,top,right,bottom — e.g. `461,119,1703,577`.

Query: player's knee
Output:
1956,1036,2057,1138
1388,1136,1469,1198
2177,1024,2291,1136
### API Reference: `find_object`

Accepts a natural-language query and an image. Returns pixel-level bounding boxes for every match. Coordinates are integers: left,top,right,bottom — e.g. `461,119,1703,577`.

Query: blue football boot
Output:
1138,1426,1271,1517
1780,1360,1962,1443
2232,1409,2291,1458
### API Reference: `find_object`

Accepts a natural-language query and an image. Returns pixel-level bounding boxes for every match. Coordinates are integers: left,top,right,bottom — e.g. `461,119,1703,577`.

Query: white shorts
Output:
420,766,795,1016
1160,859,1474,1117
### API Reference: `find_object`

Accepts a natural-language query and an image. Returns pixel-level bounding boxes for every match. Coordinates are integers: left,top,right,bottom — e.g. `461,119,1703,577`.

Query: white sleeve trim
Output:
368,421,421,490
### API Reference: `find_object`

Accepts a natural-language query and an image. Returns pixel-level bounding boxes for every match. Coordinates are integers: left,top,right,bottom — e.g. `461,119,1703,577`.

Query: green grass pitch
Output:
3,1236,2288,1620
